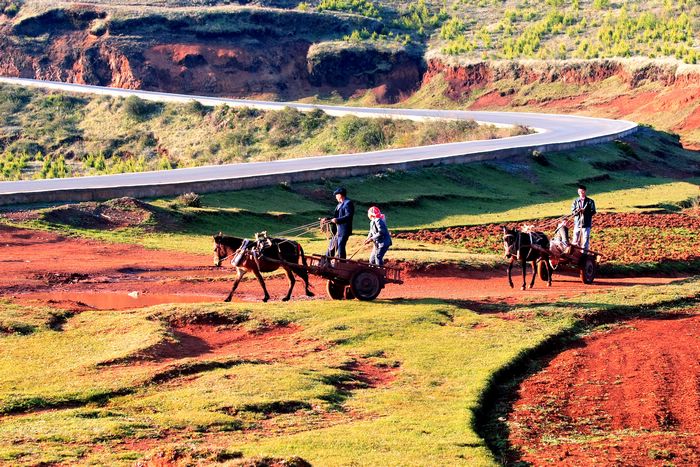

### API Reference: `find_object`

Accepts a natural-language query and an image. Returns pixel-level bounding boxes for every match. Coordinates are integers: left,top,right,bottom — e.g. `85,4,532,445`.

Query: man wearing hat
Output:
324,187,355,258
571,184,596,252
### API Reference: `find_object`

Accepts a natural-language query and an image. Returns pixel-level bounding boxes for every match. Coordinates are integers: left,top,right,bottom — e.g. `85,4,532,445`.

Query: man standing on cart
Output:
323,187,355,259
571,184,596,252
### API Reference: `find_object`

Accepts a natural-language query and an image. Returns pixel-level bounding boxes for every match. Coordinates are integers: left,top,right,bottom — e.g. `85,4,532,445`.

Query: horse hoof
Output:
224,298,231,303
282,297,290,302
306,291,315,297
263,297,269,303
520,286,526,291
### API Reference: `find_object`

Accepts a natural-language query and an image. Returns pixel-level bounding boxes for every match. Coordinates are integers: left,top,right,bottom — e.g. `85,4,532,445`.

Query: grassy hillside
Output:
0,84,524,180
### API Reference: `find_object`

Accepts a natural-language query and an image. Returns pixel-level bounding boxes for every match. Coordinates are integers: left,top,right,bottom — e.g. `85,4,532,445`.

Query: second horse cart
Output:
539,244,601,284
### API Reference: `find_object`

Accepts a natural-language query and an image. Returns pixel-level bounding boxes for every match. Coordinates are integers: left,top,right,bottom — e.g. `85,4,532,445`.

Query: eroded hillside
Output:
0,3,423,102
2,0,700,145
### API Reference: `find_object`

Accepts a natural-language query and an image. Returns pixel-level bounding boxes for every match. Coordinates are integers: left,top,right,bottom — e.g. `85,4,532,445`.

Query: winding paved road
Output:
0,77,637,205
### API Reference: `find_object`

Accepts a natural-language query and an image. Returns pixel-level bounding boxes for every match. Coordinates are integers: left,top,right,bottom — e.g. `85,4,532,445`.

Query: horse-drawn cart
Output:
539,244,601,284
306,254,403,301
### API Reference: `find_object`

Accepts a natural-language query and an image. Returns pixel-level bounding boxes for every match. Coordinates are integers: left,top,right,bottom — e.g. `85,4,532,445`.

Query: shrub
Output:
176,192,201,208
300,108,330,135
264,107,302,134
186,99,207,116
393,0,448,34
317,0,381,18
530,150,549,166
0,151,28,180
123,95,158,122
3,2,19,17
440,17,467,41
89,20,107,36
335,116,385,150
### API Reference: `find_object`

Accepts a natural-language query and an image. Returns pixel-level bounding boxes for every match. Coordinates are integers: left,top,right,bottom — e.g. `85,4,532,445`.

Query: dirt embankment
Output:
508,312,700,466
0,5,423,102
424,56,700,147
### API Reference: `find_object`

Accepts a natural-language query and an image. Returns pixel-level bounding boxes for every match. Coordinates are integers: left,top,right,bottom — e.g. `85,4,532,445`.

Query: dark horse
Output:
213,233,314,302
502,226,553,290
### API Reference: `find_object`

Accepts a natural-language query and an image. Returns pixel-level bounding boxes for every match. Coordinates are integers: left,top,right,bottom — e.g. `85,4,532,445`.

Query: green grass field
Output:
1,275,698,465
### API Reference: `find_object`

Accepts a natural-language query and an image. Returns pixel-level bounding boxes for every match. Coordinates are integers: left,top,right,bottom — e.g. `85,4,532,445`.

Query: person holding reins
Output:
323,187,355,259
571,184,596,252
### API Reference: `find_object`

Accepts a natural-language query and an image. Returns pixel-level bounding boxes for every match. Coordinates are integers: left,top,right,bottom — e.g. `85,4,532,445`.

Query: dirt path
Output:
0,225,683,310
508,311,700,466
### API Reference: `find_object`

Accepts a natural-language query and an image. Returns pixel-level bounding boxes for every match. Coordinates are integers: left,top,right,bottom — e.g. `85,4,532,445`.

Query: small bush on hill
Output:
186,99,207,116
0,151,28,180
176,192,202,208
335,116,386,150
123,95,159,122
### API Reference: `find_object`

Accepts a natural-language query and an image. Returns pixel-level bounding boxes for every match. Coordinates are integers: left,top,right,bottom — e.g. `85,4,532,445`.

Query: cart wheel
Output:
326,280,348,300
580,256,596,284
350,270,382,301
538,260,549,282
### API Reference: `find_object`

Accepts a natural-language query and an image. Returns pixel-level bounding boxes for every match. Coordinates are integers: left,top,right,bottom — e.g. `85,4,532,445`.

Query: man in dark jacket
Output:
324,187,354,258
571,184,596,251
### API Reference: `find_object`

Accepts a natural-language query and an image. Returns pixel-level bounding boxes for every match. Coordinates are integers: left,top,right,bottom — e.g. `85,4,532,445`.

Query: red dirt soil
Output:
135,323,323,364
0,225,683,310
509,312,700,466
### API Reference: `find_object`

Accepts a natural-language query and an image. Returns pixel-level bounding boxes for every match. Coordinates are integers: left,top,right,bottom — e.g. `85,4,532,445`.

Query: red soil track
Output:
509,312,700,466
0,225,682,310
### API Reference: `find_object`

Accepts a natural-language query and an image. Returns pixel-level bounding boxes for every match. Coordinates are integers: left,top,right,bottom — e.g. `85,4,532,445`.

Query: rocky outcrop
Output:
307,42,424,102
0,5,421,102
423,55,700,99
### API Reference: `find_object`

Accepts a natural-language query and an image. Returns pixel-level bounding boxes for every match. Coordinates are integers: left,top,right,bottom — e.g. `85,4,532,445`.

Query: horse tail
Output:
298,243,309,268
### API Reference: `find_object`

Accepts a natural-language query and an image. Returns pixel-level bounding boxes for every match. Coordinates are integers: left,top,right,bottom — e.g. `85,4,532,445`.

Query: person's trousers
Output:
370,243,390,266
328,234,350,258
573,226,591,251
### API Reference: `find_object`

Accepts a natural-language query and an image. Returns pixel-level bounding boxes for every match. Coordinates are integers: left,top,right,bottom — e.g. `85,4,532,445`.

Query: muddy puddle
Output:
17,291,220,310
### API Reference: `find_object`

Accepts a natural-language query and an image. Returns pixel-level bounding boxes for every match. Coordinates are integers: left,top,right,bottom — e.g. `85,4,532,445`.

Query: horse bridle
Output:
213,241,236,267
503,232,518,258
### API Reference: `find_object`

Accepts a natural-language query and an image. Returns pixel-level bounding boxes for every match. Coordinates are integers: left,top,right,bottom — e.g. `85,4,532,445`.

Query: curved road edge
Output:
0,77,638,206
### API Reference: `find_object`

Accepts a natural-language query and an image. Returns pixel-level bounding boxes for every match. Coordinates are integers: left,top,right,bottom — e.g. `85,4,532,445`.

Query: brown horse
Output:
213,233,314,302
502,226,553,290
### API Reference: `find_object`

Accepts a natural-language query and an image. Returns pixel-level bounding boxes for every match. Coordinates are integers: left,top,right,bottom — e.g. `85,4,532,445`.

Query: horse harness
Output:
229,232,286,267
504,230,537,261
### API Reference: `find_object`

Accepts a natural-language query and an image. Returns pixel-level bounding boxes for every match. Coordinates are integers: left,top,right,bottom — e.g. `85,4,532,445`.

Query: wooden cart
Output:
306,254,403,301
538,244,601,284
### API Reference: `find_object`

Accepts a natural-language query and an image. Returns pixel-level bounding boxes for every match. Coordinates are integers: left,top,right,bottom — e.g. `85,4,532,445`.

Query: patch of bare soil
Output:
508,313,700,466
3,197,175,231
136,323,324,364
